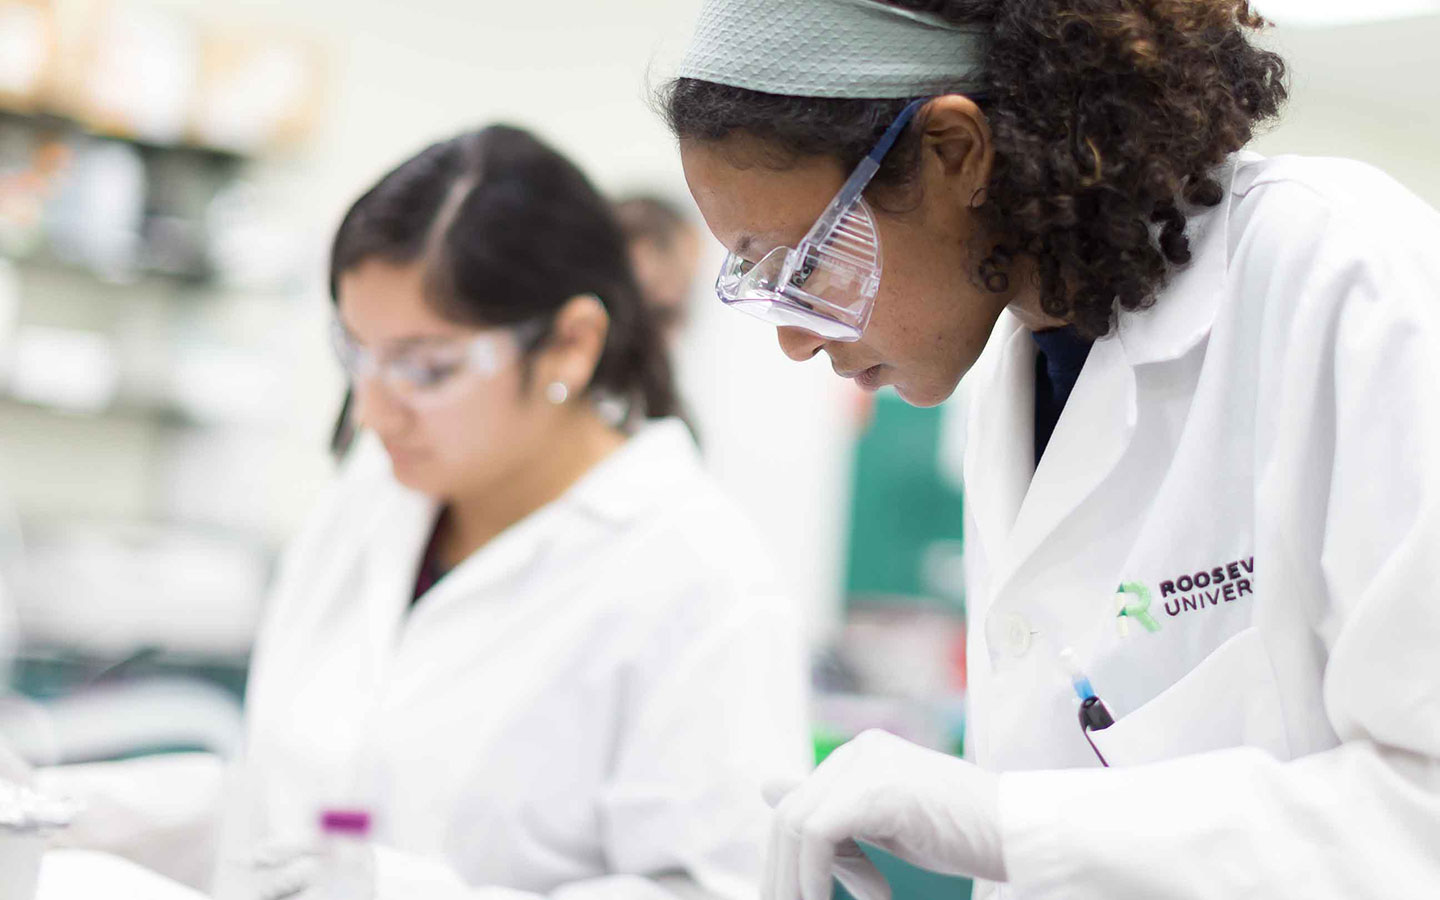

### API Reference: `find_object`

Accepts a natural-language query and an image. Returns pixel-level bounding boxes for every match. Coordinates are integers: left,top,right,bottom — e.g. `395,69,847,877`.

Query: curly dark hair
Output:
662,0,1288,337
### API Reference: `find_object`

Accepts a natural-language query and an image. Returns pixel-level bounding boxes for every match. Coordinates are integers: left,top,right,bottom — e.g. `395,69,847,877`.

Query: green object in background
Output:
837,846,973,900
10,651,248,702
814,728,850,766
845,391,965,609
830,391,974,897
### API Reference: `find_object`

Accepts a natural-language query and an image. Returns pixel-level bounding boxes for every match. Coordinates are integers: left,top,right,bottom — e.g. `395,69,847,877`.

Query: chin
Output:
386,453,444,495
894,381,949,409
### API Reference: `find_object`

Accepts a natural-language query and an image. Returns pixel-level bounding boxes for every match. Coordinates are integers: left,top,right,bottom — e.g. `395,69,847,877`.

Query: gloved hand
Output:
242,838,324,900
763,729,1006,900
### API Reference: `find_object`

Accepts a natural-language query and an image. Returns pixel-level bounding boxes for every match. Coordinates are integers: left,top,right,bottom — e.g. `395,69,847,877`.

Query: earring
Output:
969,186,988,208
545,382,570,406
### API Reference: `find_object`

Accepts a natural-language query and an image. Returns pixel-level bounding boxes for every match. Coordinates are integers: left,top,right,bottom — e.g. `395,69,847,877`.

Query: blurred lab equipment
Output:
0,776,74,900
0,6,328,770
233,808,376,900
42,138,145,281
34,751,223,889
314,809,373,900
812,389,975,900
13,520,266,660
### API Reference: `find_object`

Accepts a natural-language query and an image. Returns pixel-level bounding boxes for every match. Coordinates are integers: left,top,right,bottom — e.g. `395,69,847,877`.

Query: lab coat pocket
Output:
1090,626,1289,767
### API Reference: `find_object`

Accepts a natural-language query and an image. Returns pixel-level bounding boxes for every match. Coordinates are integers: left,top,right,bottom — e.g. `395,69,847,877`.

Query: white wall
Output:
1254,16,1440,204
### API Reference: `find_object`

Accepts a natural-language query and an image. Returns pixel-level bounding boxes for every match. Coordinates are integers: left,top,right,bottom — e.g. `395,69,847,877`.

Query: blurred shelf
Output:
0,107,252,165
0,391,243,431
10,645,250,702
3,246,215,291
1,106,268,293
0,392,190,427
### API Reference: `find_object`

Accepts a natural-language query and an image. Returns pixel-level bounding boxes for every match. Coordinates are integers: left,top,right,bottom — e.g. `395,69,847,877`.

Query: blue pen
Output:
1060,648,1114,767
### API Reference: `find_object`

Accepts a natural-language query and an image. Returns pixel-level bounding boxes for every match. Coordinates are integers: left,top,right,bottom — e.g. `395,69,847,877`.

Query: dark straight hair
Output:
328,125,680,454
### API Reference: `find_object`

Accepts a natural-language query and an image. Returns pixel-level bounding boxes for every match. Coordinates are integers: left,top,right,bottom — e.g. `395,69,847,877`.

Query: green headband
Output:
677,0,988,99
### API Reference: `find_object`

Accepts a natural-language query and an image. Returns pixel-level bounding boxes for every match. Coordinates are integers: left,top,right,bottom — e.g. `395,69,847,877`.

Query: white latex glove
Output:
240,838,324,900
763,729,1006,900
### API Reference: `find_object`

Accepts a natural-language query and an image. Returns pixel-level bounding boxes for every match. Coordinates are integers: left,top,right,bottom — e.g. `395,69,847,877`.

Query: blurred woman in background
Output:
44,124,810,900
614,194,703,347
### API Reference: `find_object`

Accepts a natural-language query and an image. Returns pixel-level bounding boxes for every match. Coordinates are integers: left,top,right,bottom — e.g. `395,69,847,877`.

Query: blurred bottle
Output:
314,808,373,900
43,138,145,281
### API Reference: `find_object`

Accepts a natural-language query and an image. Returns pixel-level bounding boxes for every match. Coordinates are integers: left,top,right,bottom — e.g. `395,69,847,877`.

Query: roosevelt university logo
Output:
1117,557,1255,636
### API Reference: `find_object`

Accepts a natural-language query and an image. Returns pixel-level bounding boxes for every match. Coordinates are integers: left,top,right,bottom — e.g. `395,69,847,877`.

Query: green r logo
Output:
1116,582,1162,635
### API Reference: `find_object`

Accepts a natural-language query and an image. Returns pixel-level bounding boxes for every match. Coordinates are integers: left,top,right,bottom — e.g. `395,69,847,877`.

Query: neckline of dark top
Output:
1032,325,1094,468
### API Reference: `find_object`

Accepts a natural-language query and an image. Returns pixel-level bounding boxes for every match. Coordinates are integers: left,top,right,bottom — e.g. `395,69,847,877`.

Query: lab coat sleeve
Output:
36,752,225,890
593,558,812,900
995,173,1440,899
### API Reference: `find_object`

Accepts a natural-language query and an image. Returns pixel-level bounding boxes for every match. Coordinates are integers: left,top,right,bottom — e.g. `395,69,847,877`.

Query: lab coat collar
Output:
964,314,1036,550
961,153,1250,588
1114,154,1245,366
392,420,700,624
558,417,704,524
1002,333,1137,579
361,475,438,673
965,155,1251,600
405,419,701,629
965,320,1138,591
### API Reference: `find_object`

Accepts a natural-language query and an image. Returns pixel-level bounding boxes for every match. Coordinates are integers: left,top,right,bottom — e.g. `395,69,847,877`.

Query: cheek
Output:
865,217,1004,399
881,215,970,308
421,377,531,472
864,234,959,355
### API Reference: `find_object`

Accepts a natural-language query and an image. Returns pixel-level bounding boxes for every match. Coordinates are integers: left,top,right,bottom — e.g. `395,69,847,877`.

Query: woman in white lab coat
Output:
45,124,811,899
662,1,1440,899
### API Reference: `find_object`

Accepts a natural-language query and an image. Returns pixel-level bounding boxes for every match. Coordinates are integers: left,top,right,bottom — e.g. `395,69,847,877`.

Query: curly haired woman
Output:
664,1,1440,898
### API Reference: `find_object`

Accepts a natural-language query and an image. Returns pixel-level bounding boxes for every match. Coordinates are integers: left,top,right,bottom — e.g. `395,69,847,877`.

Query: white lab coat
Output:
48,419,811,900
960,152,1440,899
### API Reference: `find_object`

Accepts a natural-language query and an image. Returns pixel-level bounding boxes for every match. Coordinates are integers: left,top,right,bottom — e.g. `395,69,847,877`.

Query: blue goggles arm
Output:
868,98,928,164
800,99,930,252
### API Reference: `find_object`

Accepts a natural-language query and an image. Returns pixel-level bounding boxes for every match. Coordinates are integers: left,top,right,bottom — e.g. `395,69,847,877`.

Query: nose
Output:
352,375,410,433
776,326,826,362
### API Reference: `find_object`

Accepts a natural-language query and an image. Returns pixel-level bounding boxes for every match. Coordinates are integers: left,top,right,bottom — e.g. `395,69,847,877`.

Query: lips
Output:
854,365,884,390
834,363,885,390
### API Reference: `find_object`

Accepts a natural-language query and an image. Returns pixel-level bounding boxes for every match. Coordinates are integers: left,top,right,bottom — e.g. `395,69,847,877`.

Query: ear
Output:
533,293,611,401
917,94,994,209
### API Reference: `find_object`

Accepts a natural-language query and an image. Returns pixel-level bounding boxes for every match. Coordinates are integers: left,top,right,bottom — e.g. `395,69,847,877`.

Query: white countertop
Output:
37,849,208,900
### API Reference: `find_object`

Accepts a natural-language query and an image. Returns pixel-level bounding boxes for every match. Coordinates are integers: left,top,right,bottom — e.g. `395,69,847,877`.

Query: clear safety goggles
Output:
330,318,539,409
714,98,927,342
